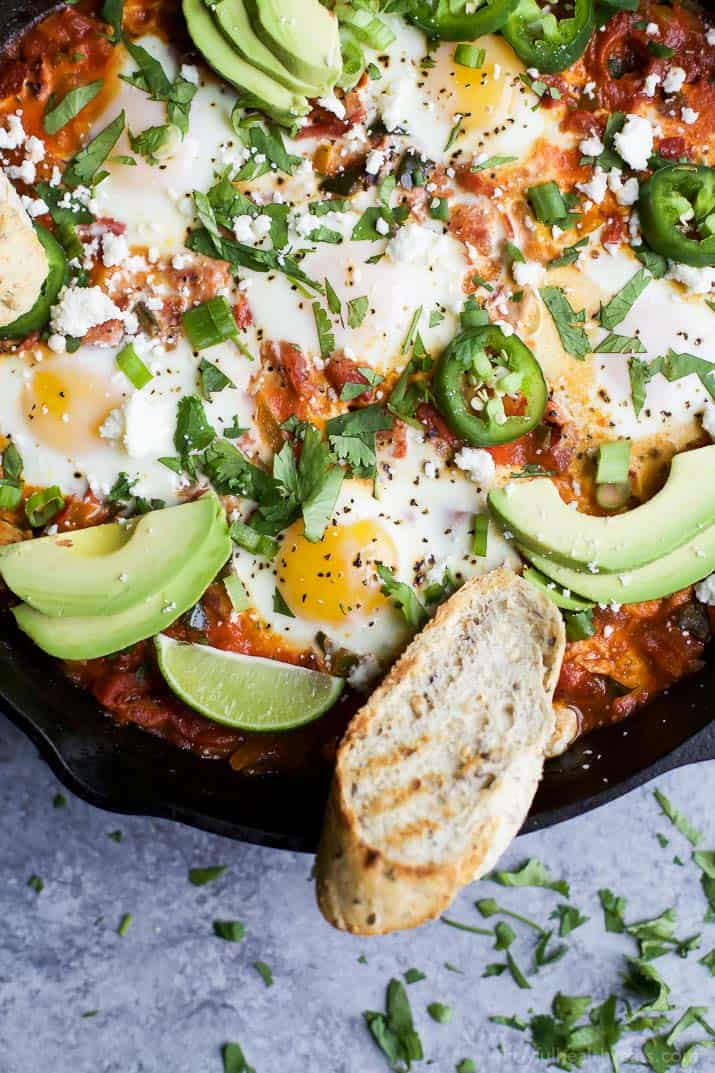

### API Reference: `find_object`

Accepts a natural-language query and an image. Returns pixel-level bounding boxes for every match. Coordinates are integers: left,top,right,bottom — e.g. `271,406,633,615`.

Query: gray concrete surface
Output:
1,717,713,1072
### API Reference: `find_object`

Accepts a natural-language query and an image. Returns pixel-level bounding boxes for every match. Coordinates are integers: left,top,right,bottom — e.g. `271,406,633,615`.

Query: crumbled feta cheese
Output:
607,168,639,206
695,572,715,605
583,80,596,99
702,402,715,440
579,134,604,157
233,212,272,244
645,21,658,34
379,78,410,133
681,107,699,125
453,447,496,489
663,66,686,94
101,231,129,267
513,260,545,288
666,261,715,294
365,148,385,175
47,333,66,354
24,135,45,164
20,194,48,218
423,460,437,479
576,167,608,204
180,64,199,84
386,221,442,262
347,654,382,692
708,28,715,46
643,73,661,98
6,159,36,184
375,216,390,236
613,114,653,171
50,285,122,338
0,113,25,150
317,94,346,121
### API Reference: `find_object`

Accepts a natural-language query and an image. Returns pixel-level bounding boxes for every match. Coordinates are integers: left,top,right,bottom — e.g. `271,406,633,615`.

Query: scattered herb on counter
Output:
117,913,133,937
27,875,43,894
107,830,123,843
222,1041,256,1073
654,790,702,847
254,961,273,987
427,1002,453,1024
213,921,245,943
550,904,589,937
52,793,67,808
599,887,627,933
490,858,570,896
364,979,423,1071
404,968,426,985
188,865,227,887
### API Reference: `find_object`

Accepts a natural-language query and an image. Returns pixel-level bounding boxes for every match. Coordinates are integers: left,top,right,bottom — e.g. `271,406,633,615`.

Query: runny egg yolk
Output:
450,36,524,131
277,517,398,625
22,364,122,452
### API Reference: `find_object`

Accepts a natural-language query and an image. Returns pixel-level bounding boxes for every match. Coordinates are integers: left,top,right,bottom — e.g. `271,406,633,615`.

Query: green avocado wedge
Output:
12,512,231,660
520,522,715,605
522,567,594,611
214,0,321,97
155,634,344,731
244,0,341,92
0,225,67,340
182,0,308,125
488,446,715,573
0,494,222,618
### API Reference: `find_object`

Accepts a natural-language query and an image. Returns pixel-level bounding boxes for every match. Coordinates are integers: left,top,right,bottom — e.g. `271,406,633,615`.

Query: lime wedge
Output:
154,634,344,731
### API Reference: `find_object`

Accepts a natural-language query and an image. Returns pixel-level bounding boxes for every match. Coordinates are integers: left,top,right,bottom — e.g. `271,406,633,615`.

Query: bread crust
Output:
0,172,47,328
316,568,565,935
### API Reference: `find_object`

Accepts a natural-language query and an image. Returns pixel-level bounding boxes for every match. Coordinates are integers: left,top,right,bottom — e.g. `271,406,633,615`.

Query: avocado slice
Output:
488,445,715,573
244,0,341,93
214,0,321,97
0,494,221,619
520,522,715,605
12,511,232,661
183,0,308,126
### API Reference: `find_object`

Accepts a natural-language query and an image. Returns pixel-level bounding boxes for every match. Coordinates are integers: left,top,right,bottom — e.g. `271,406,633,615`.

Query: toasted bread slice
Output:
0,171,47,328
315,567,565,935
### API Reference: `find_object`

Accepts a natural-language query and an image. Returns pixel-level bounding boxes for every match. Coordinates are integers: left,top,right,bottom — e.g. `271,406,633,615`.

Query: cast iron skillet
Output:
1,0,713,852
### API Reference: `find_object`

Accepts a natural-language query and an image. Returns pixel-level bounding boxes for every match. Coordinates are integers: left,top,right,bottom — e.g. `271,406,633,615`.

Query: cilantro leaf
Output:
376,564,428,630
188,865,227,886
550,904,589,937
599,269,651,330
654,789,702,846
199,358,235,399
540,286,590,359
364,979,424,1071
599,887,627,933
213,921,245,942
63,111,125,187
222,1042,256,1073
490,858,570,896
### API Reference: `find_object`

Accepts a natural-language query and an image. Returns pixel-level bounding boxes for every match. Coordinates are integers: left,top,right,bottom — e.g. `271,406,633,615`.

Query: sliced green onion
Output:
461,296,490,329
116,343,153,389
229,520,278,559
565,609,596,642
596,440,631,484
454,44,485,69
224,573,250,612
472,514,489,556
0,480,22,510
335,4,396,49
429,197,449,222
338,32,365,91
183,297,238,351
25,486,64,528
527,181,568,226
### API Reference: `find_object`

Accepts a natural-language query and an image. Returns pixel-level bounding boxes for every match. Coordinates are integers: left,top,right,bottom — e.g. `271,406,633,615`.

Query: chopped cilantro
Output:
199,358,235,399
213,921,245,942
654,790,702,846
475,897,546,934
403,968,426,985
188,865,227,886
427,1002,453,1024
27,875,43,894
222,1042,256,1073
347,295,369,328
53,792,67,809
599,269,652,330
550,904,589,937
364,979,423,1071
376,565,427,630
490,858,570,896
117,913,132,937
599,887,627,933
539,287,590,360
